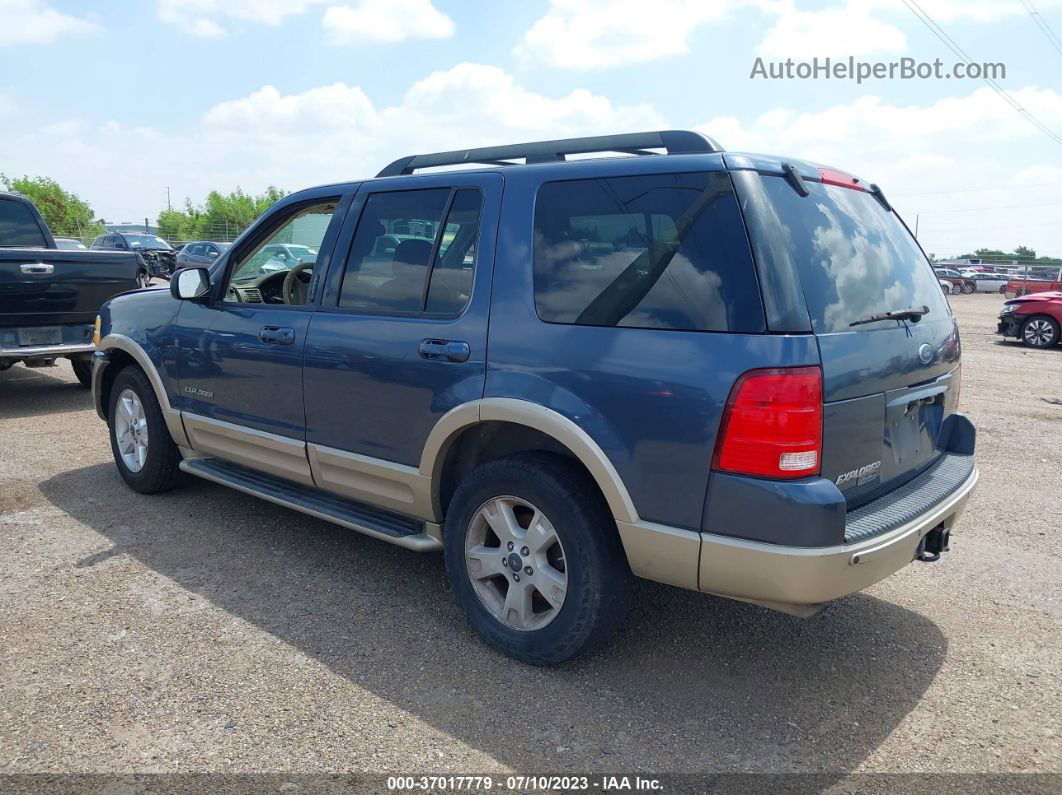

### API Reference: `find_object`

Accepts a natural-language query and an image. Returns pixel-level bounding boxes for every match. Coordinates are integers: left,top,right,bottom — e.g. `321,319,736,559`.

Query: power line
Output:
891,180,1062,197
1021,0,1062,57
902,0,1062,147
913,200,1062,213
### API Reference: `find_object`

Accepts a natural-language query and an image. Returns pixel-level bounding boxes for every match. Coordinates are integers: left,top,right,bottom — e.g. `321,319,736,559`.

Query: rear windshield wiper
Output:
849,305,929,327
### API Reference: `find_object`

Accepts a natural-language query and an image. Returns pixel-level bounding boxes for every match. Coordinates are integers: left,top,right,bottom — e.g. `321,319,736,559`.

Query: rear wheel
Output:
443,453,633,665
999,285,1008,294
950,283,962,295
136,269,150,289
961,282,974,294
107,366,181,493
1020,315,1060,348
70,358,92,388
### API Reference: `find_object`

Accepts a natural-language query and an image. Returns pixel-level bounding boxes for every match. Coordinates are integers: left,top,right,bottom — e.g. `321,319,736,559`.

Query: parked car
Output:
91,131,978,663
933,268,975,294
174,241,231,270
939,278,953,295
970,273,1009,293
0,192,141,385
53,237,87,250
90,232,175,282
997,291,1062,348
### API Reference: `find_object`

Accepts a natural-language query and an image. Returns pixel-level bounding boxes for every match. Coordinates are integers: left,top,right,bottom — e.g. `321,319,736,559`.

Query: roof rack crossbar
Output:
375,130,722,177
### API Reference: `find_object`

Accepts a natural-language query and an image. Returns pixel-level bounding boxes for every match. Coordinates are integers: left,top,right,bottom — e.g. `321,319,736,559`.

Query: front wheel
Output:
443,453,633,665
961,282,974,294
136,269,150,289
107,366,181,493
950,283,962,295
1021,315,1060,348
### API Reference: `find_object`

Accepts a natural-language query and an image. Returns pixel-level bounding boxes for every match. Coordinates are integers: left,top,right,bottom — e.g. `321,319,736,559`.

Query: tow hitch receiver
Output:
916,526,950,563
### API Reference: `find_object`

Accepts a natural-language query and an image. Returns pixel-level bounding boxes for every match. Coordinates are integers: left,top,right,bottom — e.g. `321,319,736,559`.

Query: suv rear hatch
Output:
743,164,961,509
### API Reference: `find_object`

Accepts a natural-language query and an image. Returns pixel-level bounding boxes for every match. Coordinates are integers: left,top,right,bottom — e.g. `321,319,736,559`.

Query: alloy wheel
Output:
464,496,568,631
114,388,149,472
1023,319,1056,347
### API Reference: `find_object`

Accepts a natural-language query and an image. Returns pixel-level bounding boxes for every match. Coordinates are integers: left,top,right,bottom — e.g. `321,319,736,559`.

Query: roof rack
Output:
375,130,723,178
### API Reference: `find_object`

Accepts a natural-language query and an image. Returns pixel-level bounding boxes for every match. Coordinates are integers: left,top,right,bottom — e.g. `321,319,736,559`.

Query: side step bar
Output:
179,457,442,551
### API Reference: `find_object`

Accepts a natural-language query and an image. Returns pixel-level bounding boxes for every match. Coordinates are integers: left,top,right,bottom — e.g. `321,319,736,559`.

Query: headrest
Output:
393,238,432,266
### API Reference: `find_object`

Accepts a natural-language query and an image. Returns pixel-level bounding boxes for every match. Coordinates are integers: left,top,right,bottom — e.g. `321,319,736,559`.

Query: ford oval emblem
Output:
918,343,934,364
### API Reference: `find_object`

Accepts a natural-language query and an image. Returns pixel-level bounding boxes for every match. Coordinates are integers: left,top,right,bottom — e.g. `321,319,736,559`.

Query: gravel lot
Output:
1,294,1059,783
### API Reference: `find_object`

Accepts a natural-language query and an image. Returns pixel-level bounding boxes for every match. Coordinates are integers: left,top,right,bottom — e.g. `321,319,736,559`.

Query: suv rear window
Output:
0,200,47,247
533,172,764,333
761,176,949,333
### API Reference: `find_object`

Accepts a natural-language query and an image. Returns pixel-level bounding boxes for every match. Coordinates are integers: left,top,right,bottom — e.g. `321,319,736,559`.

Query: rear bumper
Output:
616,458,978,613
696,465,977,607
0,342,94,360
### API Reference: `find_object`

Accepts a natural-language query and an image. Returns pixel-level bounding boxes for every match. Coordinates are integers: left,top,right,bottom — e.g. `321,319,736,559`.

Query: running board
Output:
179,457,442,551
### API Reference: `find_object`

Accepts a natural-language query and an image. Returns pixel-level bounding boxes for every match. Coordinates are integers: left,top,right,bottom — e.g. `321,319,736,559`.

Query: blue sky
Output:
1,0,1061,257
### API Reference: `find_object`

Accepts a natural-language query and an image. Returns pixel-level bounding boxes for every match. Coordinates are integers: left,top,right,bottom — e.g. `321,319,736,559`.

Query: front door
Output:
173,194,348,484
303,174,501,504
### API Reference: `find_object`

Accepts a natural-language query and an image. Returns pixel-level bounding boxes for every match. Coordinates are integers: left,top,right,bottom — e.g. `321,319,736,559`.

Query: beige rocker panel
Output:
306,442,434,519
182,413,315,487
97,333,189,447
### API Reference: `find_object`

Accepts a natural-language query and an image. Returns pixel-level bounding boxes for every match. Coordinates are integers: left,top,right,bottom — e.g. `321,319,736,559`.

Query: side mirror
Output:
171,267,210,300
208,250,219,259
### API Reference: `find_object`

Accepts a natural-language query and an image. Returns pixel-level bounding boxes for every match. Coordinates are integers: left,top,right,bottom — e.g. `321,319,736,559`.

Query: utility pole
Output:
164,186,172,212
914,214,920,239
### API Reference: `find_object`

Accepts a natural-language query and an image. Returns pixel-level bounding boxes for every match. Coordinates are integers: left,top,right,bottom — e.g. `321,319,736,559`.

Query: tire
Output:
950,283,961,295
443,452,634,665
136,269,150,289
961,282,974,294
1020,315,1060,348
999,285,1008,294
70,358,92,388
107,366,181,493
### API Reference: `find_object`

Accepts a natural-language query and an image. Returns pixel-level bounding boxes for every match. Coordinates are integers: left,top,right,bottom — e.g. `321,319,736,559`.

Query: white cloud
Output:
323,0,454,44
515,0,773,69
698,85,1062,256
1,63,662,221
0,0,98,45
757,4,906,57
157,0,328,37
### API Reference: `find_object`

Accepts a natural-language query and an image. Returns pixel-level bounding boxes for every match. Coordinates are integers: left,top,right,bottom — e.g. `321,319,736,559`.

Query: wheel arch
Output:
421,398,640,526
97,334,189,446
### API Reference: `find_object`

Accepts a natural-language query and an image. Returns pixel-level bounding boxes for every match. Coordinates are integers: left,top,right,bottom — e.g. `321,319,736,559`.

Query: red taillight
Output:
818,168,865,191
712,367,823,479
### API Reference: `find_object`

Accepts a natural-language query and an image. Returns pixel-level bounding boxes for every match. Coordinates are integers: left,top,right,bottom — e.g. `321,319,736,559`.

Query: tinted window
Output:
0,200,47,247
90,236,105,248
533,172,763,332
339,188,450,312
425,189,482,315
187,244,204,256
762,176,949,333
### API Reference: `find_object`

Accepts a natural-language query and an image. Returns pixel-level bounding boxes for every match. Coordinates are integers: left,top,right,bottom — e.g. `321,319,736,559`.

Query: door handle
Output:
259,326,295,345
418,339,470,363
20,263,54,275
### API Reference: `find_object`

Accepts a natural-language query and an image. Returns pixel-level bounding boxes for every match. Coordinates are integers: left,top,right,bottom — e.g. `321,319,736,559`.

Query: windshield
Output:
124,234,171,250
762,176,949,332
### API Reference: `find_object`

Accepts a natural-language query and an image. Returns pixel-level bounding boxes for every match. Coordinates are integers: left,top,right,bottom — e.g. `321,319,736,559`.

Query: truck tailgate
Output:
0,249,140,326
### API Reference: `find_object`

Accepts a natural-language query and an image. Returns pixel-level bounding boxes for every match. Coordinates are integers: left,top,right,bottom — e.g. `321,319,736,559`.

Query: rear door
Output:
303,173,501,500
753,171,960,507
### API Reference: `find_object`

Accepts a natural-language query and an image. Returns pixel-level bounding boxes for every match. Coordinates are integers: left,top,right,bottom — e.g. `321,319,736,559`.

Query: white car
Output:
972,273,1009,293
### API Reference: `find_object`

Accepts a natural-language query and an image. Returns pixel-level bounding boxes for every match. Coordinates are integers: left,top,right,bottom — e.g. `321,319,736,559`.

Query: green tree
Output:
1013,245,1036,259
0,174,105,242
157,186,287,243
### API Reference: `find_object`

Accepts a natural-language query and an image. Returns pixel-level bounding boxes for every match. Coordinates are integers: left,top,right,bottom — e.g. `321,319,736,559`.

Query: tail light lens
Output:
712,367,823,479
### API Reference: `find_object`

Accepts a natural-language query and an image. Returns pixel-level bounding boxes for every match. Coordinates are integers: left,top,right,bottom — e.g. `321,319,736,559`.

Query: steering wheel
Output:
282,260,314,305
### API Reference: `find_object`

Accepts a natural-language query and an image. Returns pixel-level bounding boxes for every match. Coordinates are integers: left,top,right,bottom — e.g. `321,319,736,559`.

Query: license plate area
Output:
17,326,62,346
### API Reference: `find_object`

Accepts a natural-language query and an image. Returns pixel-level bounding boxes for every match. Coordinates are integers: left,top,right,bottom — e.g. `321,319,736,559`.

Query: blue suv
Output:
91,131,978,664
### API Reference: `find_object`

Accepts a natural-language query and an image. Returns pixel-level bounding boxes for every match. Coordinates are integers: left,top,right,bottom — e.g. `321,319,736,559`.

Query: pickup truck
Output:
0,191,143,386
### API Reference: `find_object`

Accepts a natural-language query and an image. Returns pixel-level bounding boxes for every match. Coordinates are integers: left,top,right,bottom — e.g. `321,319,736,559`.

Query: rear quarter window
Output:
761,176,950,333
533,172,764,333
0,200,47,247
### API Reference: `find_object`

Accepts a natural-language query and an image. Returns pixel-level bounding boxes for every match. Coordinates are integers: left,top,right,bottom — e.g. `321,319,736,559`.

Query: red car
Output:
997,291,1062,348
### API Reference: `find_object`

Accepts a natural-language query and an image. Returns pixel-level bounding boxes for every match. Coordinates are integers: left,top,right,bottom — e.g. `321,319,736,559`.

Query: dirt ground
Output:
1,293,1059,785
